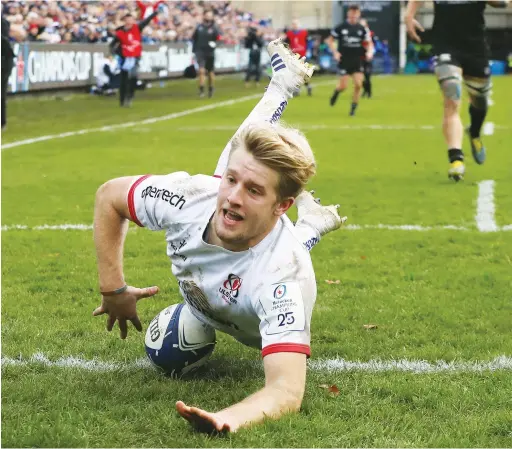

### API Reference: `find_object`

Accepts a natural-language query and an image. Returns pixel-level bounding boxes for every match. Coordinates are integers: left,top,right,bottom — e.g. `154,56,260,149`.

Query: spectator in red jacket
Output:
109,6,162,107
284,20,312,96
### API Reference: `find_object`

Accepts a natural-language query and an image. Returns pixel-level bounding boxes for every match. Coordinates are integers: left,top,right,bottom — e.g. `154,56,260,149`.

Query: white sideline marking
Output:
1,79,337,151
476,180,498,232
1,94,262,150
482,122,495,136
2,353,511,374
2,223,512,232
1,224,93,231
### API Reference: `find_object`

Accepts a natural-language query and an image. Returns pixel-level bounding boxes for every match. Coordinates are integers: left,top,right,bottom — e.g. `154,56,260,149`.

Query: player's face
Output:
213,146,293,251
124,16,135,28
204,11,213,23
347,9,361,24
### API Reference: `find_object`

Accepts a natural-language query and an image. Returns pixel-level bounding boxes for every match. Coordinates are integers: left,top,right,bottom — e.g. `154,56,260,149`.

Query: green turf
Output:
2,74,512,447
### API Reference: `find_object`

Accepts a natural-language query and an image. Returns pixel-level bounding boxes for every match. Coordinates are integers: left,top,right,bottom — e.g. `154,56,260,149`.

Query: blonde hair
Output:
230,122,316,199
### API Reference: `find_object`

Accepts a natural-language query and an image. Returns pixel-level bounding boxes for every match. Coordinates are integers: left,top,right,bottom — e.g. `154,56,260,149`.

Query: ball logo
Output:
149,314,161,342
222,274,242,298
274,284,287,299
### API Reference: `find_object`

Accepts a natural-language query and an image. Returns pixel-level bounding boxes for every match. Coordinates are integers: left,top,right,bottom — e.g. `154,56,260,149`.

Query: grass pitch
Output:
2,74,512,447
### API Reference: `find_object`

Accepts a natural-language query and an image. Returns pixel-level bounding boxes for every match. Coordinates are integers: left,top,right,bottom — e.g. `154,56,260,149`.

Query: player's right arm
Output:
405,0,425,43
94,176,138,292
326,27,340,61
93,176,160,339
93,173,191,338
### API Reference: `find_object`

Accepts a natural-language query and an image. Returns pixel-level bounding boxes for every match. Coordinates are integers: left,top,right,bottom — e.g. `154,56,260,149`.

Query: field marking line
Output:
1,80,338,151
2,223,512,232
476,180,498,232
1,94,262,151
2,352,511,373
482,122,495,136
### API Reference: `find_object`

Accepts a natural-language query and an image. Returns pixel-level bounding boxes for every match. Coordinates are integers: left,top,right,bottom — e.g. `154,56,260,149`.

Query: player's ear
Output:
274,197,294,217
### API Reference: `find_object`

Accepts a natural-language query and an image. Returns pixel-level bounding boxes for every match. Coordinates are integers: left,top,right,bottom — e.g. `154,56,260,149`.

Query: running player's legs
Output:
350,71,364,116
462,55,491,165
330,69,349,107
433,52,464,180
206,55,215,98
362,60,372,97
337,74,350,91
196,53,207,97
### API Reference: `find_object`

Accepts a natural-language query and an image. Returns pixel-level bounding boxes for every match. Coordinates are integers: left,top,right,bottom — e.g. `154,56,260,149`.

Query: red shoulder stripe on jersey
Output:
261,343,311,358
213,174,222,179
128,174,151,227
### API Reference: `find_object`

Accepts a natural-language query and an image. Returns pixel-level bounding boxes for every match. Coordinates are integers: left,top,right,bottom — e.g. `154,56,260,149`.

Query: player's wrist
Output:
100,284,128,296
99,277,127,295
214,410,239,431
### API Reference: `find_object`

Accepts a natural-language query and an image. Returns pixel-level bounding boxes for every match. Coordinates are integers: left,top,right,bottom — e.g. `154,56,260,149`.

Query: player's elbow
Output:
95,178,122,212
271,380,305,412
96,179,115,202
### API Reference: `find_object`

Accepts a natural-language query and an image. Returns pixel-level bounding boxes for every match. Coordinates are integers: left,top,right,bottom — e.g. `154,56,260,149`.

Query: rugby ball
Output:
145,303,216,376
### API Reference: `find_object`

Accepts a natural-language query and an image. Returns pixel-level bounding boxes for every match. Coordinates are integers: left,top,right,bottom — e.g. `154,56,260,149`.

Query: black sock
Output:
469,104,487,138
448,148,464,163
208,85,213,93
350,102,358,114
331,89,341,101
199,85,204,94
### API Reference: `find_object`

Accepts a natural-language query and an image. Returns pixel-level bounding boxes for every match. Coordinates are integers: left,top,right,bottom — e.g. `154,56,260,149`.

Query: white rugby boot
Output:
267,38,314,98
295,190,347,237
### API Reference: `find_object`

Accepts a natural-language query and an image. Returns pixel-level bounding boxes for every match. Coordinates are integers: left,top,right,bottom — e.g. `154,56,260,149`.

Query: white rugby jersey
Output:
128,172,317,357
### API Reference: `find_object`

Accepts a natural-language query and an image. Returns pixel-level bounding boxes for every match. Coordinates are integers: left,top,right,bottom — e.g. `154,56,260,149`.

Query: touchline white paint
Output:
1,94,262,150
476,180,498,232
2,353,511,374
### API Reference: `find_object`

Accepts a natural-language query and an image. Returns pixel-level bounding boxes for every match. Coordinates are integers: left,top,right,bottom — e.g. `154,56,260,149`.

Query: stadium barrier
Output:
7,42,272,94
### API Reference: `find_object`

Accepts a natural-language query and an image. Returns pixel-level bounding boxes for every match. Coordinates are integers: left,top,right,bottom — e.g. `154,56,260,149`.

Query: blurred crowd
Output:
1,0,278,45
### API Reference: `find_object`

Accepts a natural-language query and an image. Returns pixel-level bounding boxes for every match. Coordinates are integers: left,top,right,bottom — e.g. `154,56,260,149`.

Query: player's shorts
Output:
338,58,364,76
432,47,490,78
362,60,372,75
196,52,215,72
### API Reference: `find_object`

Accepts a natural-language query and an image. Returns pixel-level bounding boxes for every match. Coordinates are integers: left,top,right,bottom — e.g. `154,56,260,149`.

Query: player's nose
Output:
227,184,243,206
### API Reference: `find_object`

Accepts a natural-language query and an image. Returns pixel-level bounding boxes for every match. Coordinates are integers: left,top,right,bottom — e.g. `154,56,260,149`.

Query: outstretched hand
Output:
405,17,424,43
176,401,232,434
93,285,159,339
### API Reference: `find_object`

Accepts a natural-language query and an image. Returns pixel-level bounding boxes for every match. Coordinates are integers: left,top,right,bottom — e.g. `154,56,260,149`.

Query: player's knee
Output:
436,65,462,103
465,78,491,110
443,96,460,115
439,79,462,104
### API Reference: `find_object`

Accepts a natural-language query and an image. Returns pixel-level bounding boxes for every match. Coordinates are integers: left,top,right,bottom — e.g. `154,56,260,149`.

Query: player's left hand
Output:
176,401,233,433
405,17,424,43
365,52,373,61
